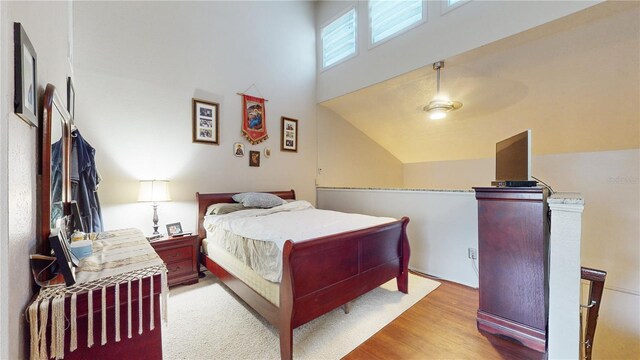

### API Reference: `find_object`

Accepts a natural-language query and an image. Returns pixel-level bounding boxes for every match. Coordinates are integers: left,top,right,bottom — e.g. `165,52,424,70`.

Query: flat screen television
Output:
495,129,531,182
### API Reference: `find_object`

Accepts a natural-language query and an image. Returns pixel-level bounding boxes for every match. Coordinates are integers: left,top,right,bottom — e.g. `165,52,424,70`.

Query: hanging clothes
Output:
71,129,103,232
50,138,64,229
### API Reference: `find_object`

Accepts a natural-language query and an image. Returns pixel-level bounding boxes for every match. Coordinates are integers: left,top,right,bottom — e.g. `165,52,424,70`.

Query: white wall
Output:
316,0,600,102
0,1,72,358
317,188,479,288
404,149,640,358
317,105,403,188
73,1,317,234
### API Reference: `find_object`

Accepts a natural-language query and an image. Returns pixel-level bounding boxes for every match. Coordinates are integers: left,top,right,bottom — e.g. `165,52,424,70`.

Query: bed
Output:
196,190,410,360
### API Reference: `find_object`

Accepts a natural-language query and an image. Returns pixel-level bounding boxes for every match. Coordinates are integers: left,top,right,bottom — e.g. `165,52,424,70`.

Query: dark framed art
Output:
166,222,183,236
281,117,298,152
249,150,261,167
49,225,76,286
192,98,220,145
14,22,38,127
67,77,75,119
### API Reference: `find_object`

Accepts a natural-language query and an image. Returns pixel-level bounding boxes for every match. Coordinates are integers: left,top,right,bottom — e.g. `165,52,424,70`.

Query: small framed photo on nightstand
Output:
166,222,183,236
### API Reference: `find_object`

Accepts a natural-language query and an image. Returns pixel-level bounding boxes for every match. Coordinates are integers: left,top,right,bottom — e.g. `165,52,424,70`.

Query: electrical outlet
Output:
468,247,478,260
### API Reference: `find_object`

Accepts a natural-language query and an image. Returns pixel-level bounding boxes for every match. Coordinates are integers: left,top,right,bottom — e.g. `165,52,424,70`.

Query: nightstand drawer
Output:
150,234,199,287
166,259,194,277
156,246,192,262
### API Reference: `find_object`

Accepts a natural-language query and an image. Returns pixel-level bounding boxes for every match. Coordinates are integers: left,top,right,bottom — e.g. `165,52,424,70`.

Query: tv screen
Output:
495,130,531,181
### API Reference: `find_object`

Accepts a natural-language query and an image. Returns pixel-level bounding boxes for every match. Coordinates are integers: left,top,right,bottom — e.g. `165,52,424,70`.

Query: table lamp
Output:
138,180,171,235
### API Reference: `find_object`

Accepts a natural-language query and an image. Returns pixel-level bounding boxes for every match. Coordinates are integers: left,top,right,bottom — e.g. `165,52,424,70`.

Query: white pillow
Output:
232,192,285,208
206,203,246,215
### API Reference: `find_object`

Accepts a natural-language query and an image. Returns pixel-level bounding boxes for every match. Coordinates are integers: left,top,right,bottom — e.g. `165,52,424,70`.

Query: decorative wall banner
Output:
241,94,268,144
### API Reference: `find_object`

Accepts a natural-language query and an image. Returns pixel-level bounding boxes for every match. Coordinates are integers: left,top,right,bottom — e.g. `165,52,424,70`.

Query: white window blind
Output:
369,0,423,45
322,8,357,69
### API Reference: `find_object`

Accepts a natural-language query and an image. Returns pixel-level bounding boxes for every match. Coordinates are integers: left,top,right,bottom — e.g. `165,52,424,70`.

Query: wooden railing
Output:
580,266,607,360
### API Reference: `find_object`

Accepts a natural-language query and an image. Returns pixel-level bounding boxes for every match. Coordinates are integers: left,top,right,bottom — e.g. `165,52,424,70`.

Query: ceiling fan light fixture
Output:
424,61,462,120
429,109,447,120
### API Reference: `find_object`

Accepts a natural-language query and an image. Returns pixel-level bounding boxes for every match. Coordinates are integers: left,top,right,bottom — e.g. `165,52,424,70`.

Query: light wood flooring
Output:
344,274,545,360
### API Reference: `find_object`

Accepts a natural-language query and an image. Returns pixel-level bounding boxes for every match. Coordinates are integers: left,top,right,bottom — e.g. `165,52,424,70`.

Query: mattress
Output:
202,237,280,305
203,200,396,283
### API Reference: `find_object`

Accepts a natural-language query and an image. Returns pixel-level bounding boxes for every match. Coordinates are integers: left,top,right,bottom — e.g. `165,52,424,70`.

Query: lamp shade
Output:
137,180,171,202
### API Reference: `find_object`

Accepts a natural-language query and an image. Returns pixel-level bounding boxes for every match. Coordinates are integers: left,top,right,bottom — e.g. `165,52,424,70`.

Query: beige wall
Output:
317,106,403,188
73,1,318,233
316,0,600,102
316,2,639,356
403,149,640,358
0,1,72,358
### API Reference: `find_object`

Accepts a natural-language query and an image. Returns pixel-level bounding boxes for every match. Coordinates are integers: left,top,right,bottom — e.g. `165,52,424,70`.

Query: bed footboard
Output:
279,217,410,360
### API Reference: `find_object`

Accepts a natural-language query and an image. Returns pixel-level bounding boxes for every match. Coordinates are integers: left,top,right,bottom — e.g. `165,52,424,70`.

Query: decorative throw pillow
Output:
232,192,285,208
206,203,247,215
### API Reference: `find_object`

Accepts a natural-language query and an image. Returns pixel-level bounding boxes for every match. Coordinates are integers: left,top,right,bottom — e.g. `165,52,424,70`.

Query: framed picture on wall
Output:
234,142,245,157
249,150,260,167
281,117,298,152
13,22,38,127
192,98,219,145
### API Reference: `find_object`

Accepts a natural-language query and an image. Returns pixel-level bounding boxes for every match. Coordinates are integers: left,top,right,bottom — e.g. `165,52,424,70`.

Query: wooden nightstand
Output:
150,234,199,287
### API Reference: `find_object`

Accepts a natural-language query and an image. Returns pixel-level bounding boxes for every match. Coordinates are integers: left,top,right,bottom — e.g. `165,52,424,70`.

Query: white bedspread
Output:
203,201,396,282
204,200,396,250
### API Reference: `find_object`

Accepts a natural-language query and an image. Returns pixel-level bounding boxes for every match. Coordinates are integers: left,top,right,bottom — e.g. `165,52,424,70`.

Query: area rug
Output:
162,273,440,359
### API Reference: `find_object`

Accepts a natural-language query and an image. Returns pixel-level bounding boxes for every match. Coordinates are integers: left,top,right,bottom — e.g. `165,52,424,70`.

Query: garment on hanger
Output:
71,129,103,232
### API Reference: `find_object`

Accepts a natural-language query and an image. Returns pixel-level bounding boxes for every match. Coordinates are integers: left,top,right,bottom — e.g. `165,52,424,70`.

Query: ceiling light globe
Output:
429,110,447,120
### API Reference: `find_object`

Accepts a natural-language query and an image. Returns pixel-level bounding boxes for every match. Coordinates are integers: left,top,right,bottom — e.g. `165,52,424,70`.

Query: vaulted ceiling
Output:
320,2,640,164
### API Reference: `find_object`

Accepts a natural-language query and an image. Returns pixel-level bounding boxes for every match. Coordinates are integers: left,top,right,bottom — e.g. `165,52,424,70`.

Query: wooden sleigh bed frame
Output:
196,190,410,360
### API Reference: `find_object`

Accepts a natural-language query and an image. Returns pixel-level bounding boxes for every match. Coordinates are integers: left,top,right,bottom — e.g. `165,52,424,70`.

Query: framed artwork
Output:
13,23,38,127
49,224,76,286
264,148,271,158
241,94,268,144
281,117,298,152
249,150,261,167
234,142,245,157
67,77,75,119
166,222,183,236
192,98,219,144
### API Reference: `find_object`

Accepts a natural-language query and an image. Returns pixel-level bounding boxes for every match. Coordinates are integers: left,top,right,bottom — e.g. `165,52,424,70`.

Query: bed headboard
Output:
196,190,296,242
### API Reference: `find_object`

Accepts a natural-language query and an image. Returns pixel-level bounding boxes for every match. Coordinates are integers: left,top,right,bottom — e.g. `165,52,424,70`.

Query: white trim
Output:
319,5,358,72
316,187,475,196
368,0,427,50
441,0,471,15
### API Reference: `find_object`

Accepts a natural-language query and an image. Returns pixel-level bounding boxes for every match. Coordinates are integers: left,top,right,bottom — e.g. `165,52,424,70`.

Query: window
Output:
321,7,357,69
369,0,424,45
442,0,470,14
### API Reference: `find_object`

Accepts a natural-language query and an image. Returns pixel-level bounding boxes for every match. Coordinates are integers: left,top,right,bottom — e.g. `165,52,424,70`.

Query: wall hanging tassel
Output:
70,293,77,352
101,286,107,345
115,283,121,342
138,276,143,335
150,275,154,330
38,300,49,360
28,302,39,360
87,290,94,348
127,280,132,339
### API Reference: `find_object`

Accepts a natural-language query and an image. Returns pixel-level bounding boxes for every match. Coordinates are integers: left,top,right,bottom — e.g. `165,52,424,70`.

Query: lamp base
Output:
152,203,159,235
